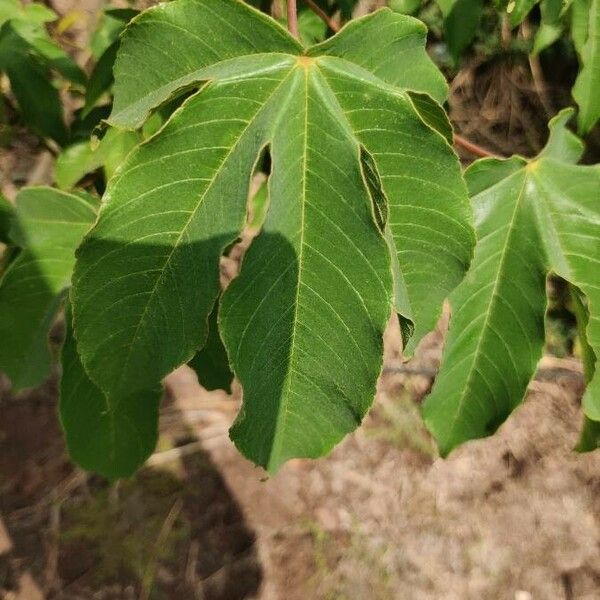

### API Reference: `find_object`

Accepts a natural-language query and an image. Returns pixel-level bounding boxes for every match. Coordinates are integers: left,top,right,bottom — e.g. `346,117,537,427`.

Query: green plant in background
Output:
0,187,98,389
0,0,598,480
0,0,85,143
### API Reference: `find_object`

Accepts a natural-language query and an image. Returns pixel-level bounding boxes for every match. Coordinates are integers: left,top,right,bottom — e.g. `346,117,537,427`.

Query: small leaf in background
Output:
389,0,421,14
84,9,138,116
298,9,327,45
188,300,233,393
83,40,118,115
55,127,140,190
507,0,541,26
0,187,98,390
0,0,55,26
531,0,564,54
423,109,600,456
442,0,484,62
90,7,138,59
71,1,472,475
573,0,600,133
1,1,85,86
0,23,68,144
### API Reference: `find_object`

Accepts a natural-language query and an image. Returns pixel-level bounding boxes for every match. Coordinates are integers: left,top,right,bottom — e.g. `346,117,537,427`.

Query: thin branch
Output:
287,0,299,38
521,18,554,118
303,0,340,32
453,133,500,158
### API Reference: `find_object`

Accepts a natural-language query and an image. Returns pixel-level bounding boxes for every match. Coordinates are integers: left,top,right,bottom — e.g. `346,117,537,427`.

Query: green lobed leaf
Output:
0,187,99,390
423,109,600,455
573,0,600,133
307,9,448,103
108,0,302,129
60,302,161,480
71,0,473,474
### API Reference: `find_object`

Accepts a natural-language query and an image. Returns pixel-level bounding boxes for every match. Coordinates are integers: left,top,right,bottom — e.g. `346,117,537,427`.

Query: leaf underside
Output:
423,110,600,455
69,0,473,476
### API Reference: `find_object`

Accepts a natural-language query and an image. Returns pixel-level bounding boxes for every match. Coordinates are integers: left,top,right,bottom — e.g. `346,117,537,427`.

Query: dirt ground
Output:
2,318,600,600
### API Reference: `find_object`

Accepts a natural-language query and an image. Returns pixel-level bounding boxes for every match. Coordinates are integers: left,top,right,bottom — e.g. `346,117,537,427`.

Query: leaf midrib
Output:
113,66,297,393
268,67,310,470
446,170,529,443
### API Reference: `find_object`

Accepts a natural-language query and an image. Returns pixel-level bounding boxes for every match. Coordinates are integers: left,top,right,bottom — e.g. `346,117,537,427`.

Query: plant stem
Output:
521,19,554,118
303,0,340,32
453,133,500,158
287,0,299,38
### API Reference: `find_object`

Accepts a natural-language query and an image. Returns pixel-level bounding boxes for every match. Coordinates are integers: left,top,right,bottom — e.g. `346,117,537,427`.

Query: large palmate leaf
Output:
423,109,600,456
0,187,98,390
573,0,600,133
70,0,472,475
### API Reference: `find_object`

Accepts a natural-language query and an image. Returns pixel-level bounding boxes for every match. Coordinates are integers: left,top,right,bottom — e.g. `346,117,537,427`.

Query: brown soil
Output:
2,323,600,599
0,375,261,600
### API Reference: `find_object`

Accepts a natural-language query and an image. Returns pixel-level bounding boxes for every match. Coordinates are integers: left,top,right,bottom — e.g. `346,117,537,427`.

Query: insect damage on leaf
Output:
67,0,473,477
